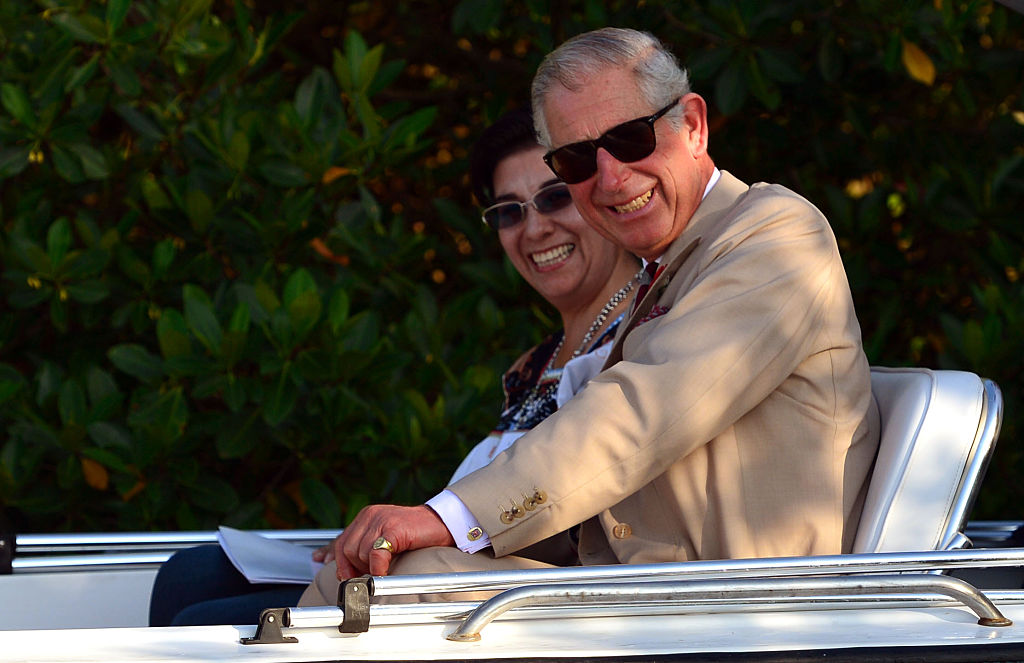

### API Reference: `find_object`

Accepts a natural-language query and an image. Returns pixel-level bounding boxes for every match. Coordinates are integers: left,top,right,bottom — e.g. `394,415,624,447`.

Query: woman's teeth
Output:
532,243,575,267
614,189,653,213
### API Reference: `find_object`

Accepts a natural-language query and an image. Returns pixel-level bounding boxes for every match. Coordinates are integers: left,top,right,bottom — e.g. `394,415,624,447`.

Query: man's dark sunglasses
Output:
481,182,574,230
543,98,680,184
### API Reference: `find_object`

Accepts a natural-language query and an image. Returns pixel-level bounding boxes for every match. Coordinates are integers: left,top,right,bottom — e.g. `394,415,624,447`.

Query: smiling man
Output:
300,28,880,606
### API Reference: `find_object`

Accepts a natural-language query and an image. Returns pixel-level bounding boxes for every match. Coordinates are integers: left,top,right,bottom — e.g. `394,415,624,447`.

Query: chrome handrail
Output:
445,574,1013,642
370,547,1024,597
10,529,339,573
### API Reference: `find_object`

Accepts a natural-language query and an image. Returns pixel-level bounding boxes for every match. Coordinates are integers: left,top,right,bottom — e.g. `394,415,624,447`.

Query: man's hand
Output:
311,504,455,579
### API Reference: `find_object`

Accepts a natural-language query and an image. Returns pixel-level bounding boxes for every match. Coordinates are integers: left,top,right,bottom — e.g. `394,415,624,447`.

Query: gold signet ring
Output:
371,536,395,553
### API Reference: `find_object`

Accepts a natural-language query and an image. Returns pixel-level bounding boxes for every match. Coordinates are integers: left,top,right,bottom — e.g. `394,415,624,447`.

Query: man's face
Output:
542,66,711,261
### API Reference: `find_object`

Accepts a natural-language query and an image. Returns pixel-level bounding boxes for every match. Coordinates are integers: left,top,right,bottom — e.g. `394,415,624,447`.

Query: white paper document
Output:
217,526,325,585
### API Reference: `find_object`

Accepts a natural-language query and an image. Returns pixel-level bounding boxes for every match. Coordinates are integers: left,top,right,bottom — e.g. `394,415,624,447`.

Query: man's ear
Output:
679,93,709,158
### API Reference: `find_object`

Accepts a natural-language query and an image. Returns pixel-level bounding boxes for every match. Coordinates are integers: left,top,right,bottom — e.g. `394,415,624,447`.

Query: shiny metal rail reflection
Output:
446,574,1012,642
371,547,1024,596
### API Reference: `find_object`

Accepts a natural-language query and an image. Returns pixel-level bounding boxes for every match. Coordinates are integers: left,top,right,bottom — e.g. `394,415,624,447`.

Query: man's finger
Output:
368,548,393,576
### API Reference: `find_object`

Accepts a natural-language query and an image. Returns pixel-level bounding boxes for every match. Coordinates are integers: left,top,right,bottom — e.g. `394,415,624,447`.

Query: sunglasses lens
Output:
483,203,524,230
603,120,657,163
534,184,572,214
548,144,597,184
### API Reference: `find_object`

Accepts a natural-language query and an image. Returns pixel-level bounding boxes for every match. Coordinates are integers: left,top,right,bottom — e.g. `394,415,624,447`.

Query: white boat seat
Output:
853,367,1003,553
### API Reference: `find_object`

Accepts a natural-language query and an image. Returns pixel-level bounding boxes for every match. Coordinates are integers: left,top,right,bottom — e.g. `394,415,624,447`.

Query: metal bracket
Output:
338,575,372,633
240,608,297,645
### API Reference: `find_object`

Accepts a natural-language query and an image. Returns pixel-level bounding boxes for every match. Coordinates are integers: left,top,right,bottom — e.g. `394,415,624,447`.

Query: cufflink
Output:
467,527,483,541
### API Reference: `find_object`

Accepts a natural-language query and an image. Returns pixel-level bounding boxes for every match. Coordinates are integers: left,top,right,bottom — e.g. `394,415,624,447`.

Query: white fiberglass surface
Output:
4,601,1024,663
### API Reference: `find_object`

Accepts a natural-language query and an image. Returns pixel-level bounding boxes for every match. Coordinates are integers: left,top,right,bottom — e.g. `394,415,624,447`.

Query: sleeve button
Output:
612,523,632,539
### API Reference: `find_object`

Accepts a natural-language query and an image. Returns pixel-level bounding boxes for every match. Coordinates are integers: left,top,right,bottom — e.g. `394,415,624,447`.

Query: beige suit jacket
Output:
449,171,880,564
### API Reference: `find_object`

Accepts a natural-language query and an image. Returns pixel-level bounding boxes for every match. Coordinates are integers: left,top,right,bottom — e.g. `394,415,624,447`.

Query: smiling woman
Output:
148,107,643,623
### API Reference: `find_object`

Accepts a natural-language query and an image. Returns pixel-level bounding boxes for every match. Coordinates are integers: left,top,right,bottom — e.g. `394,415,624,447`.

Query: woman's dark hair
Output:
468,106,541,207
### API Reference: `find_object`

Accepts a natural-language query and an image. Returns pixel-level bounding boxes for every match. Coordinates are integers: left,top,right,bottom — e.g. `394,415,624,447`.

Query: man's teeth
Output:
532,244,575,267
614,189,653,213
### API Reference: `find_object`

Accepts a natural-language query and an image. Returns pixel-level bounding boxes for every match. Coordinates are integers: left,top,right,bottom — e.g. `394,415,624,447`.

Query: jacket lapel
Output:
601,171,750,369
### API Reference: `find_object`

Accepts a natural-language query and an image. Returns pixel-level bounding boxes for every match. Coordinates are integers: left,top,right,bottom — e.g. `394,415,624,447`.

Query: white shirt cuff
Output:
426,489,491,553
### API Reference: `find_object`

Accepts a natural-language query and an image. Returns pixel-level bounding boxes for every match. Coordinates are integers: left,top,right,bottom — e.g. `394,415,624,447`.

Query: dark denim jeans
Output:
148,544,305,626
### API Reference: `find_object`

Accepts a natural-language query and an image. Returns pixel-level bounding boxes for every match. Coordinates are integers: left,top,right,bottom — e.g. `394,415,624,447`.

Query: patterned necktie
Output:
632,261,661,314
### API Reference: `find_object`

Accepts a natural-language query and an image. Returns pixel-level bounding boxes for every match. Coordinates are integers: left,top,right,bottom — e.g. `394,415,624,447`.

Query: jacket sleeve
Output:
448,185,846,557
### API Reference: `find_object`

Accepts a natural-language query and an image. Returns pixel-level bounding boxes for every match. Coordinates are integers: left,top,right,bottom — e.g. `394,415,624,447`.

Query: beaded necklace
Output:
508,271,642,430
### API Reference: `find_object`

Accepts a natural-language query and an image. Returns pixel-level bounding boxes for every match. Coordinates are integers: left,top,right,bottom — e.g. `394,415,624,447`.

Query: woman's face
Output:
492,146,629,312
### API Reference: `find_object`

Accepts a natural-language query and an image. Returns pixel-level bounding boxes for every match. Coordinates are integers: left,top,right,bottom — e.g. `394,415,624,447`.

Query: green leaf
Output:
127,387,188,438
58,380,87,427
189,475,239,513
51,12,105,44
65,280,110,303
152,239,176,279
384,106,437,151
115,104,165,140
3,83,36,128
283,268,317,305
216,411,257,456
288,290,322,342
223,375,247,413
67,143,109,179
228,301,251,333
157,309,193,359
107,59,142,97
227,130,250,170
108,344,165,382
258,160,307,187
86,367,120,406
757,48,803,84
0,364,26,407
81,446,132,473
263,363,297,426
86,422,133,449
714,61,747,115
107,0,131,34
340,311,380,353
332,49,353,93
65,53,101,93
0,147,31,178
185,189,214,233
452,0,503,33
328,289,350,334
300,478,341,528
357,44,384,93
183,284,224,354
47,218,73,267
36,362,62,406
963,320,985,367
52,145,85,183
140,175,172,209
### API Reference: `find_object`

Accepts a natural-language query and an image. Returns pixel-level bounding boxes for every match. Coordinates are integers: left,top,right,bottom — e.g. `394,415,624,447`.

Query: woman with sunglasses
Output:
150,108,641,626
449,107,643,496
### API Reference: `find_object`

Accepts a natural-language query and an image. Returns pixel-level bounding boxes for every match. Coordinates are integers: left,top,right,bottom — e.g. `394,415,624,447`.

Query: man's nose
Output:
595,148,628,191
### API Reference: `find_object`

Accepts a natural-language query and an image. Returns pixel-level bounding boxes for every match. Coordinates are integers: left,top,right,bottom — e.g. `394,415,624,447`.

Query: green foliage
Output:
0,0,535,531
1,0,1022,530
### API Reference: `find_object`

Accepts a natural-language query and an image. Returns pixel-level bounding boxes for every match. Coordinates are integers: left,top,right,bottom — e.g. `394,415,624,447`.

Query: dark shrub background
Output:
1,0,1022,532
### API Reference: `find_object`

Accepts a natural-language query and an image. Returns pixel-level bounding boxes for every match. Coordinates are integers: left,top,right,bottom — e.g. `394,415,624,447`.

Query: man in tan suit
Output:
300,27,879,605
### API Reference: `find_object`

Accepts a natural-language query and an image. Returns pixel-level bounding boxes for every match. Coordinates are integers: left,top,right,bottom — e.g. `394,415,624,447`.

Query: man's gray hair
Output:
531,28,691,148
